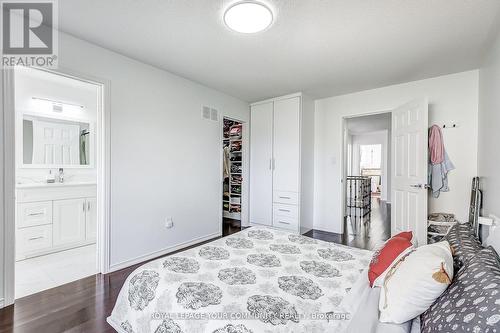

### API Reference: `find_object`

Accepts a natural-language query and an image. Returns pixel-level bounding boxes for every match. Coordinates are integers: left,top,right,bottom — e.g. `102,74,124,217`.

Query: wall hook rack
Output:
441,122,459,129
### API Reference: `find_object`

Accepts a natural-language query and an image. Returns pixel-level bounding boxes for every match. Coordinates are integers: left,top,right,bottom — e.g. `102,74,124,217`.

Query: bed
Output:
107,227,374,333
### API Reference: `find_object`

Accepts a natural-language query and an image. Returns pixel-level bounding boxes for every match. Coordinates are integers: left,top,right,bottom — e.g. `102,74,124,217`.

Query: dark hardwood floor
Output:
0,206,389,333
0,237,220,333
222,218,245,236
304,198,391,251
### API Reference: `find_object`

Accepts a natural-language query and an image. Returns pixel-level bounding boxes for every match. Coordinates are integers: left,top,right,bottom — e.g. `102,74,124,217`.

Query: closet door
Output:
273,97,300,193
249,102,273,226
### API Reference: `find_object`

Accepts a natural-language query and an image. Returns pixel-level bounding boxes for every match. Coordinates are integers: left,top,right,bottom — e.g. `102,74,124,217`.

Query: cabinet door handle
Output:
279,196,291,199
83,202,86,212
278,220,291,225
272,158,275,170
87,202,91,211
28,212,44,216
29,236,44,241
278,209,291,212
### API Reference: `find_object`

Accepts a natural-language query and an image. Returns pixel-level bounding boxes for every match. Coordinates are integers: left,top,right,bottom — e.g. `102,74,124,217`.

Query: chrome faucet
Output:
58,168,64,183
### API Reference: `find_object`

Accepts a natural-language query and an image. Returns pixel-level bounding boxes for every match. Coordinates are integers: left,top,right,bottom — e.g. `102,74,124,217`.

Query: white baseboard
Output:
108,232,221,273
0,298,4,309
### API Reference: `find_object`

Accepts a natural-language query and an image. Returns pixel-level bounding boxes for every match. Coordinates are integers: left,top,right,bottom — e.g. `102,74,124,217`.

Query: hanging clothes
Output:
428,125,445,164
428,125,455,198
80,130,88,165
223,146,230,179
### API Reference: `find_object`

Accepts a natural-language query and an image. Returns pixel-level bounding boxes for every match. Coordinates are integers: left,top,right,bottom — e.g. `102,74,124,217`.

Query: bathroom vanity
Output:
15,182,97,261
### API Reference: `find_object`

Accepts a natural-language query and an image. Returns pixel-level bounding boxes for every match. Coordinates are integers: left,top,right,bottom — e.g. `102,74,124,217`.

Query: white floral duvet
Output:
107,227,372,333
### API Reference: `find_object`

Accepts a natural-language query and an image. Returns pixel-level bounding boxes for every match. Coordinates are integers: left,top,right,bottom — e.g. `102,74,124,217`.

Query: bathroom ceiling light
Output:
224,1,273,34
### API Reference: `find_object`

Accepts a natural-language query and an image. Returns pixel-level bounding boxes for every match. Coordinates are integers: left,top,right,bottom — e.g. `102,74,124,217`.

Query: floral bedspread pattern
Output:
108,227,372,333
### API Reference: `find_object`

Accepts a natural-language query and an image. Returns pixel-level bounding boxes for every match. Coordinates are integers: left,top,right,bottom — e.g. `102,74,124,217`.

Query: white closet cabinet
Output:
249,102,274,226
273,97,300,193
249,93,314,233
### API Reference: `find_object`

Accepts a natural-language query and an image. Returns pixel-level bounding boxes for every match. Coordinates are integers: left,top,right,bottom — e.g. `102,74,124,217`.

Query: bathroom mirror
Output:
22,114,93,167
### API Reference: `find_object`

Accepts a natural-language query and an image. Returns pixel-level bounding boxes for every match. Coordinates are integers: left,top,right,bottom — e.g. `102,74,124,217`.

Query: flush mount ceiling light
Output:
224,1,273,34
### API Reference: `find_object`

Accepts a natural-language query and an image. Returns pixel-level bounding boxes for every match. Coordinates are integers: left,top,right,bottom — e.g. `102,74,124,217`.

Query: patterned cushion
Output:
420,246,500,332
443,222,483,272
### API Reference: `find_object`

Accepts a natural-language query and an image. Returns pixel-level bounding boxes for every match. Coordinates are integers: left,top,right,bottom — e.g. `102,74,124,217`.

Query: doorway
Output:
342,100,429,249
222,117,244,236
5,66,108,301
343,112,392,249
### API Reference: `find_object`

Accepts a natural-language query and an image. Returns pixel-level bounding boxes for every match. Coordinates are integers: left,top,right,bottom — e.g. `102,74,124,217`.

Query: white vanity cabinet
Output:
85,197,98,241
53,198,87,247
16,183,97,261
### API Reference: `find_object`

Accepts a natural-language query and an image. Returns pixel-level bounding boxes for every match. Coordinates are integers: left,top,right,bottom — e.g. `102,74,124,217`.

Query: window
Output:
360,144,382,169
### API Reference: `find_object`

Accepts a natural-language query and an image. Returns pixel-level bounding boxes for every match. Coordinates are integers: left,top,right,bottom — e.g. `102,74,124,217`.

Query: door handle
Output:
88,202,91,211
83,202,86,212
278,221,291,225
29,236,44,241
279,196,291,199
272,158,275,170
278,209,291,212
410,184,431,189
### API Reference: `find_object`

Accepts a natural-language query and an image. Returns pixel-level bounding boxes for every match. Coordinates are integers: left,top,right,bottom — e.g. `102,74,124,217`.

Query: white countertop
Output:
16,181,97,189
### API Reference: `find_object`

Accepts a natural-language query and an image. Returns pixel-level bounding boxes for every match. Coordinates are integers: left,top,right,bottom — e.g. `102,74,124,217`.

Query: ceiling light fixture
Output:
223,1,273,34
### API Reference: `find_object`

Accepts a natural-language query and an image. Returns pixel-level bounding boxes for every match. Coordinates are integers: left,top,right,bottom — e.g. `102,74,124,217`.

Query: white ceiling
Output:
346,113,391,135
59,0,500,102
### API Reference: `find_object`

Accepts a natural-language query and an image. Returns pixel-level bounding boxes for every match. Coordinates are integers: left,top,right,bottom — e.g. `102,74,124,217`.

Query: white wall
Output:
314,71,479,233
14,67,98,184
1,29,249,304
478,29,500,251
56,33,249,268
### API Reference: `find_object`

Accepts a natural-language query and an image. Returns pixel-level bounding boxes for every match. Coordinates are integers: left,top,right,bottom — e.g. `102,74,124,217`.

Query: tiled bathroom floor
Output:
15,244,97,299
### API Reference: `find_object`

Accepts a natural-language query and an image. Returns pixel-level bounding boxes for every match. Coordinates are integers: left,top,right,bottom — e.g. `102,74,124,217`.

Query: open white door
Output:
391,99,428,245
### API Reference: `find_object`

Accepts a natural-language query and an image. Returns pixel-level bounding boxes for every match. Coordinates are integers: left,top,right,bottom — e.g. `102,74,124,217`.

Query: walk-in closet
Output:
222,118,243,234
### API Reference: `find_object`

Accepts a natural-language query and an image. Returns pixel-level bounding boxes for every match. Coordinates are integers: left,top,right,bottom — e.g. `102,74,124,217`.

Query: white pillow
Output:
378,241,453,324
372,231,418,287
372,246,415,287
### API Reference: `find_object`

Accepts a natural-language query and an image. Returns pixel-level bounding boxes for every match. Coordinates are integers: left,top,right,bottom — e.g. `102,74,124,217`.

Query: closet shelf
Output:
223,117,244,222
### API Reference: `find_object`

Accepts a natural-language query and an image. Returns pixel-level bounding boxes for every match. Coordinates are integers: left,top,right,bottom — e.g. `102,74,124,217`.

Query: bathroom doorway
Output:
11,67,103,299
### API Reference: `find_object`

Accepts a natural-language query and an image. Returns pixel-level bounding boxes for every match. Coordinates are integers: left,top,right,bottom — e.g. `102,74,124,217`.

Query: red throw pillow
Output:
368,236,413,287
394,231,414,243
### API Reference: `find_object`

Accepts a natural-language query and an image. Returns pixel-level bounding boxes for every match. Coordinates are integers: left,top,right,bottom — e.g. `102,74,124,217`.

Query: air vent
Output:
202,105,219,122
202,106,211,120
210,108,219,121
